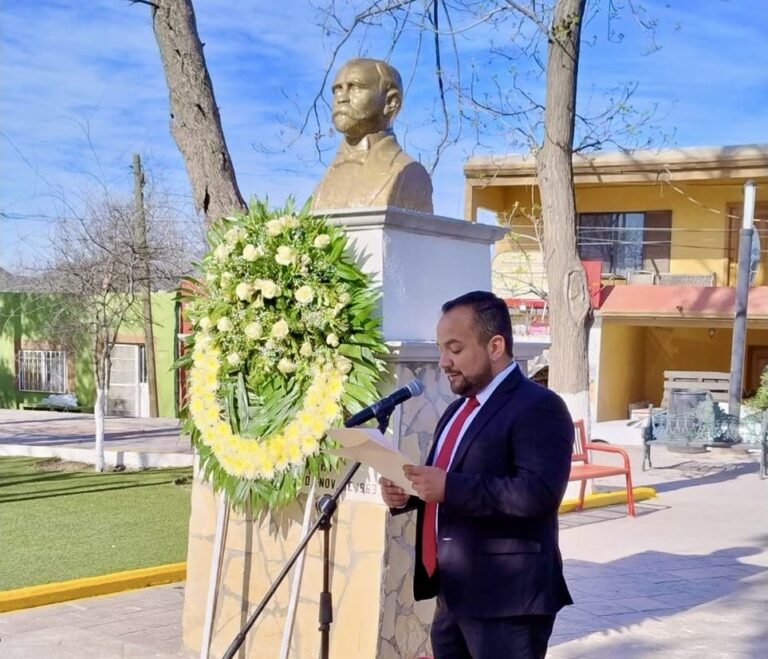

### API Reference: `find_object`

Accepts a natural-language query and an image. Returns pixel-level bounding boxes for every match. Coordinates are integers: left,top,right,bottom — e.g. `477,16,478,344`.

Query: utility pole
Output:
728,180,758,420
133,153,159,417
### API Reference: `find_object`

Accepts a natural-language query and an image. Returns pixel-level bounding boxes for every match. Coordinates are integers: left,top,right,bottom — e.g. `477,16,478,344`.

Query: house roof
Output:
464,143,768,186
597,285,768,322
0,267,33,292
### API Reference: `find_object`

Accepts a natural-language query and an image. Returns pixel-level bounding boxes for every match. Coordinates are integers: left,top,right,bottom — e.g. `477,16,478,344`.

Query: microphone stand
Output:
222,409,395,659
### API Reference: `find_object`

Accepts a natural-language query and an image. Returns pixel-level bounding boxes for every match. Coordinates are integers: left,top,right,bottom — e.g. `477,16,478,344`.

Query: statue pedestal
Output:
182,208,506,658
326,207,506,341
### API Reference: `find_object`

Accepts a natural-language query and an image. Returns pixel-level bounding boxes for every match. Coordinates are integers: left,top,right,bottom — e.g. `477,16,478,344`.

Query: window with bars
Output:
17,350,69,393
577,211,672,277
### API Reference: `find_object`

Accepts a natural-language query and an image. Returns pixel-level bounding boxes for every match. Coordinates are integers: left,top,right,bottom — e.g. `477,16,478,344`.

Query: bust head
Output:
331,58,403,142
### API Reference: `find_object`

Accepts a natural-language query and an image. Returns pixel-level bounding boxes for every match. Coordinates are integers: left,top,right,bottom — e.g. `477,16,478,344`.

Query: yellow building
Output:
464,144,768,421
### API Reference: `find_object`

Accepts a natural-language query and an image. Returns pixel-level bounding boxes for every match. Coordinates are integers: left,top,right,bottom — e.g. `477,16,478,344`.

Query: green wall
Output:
119,291,179,418
0,291,178,418
0,293,19,409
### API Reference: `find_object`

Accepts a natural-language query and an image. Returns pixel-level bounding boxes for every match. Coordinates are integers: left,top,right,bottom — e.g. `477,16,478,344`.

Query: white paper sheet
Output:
327,428,417,496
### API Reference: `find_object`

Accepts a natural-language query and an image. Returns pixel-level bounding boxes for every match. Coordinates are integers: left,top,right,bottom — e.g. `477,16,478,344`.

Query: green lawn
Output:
0,457,193,590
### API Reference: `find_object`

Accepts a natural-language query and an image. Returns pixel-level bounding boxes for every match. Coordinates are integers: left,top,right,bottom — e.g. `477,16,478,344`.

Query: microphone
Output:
344,379,425,427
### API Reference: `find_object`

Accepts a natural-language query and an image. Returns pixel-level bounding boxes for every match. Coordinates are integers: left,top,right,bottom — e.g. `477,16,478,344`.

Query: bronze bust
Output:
312,58,433,213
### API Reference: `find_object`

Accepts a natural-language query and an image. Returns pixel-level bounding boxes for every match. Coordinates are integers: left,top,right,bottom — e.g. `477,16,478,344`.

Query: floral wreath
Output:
180,199,385,512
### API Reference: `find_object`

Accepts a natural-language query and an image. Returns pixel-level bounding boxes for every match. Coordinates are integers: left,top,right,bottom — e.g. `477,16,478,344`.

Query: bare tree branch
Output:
504,0,550,35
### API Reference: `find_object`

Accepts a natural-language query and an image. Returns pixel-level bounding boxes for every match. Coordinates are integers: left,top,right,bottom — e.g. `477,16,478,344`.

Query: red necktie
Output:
421,396,480,577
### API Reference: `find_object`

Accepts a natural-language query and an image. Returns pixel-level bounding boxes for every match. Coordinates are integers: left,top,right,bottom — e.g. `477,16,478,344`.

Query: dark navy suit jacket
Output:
395,366,574,618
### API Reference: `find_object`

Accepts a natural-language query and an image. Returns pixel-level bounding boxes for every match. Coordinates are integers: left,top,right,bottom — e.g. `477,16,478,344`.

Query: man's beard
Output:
333,108,379,137
447,364,494,397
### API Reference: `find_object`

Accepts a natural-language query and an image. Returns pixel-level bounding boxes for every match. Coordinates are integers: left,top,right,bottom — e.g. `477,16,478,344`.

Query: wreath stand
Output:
220,409,394,659
198,478,318,659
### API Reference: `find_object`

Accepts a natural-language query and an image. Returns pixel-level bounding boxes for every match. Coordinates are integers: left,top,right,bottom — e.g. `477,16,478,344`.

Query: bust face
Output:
331,61,392,141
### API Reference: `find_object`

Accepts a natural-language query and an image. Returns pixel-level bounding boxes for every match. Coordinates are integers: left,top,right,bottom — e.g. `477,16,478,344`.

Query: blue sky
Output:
1,0,766,270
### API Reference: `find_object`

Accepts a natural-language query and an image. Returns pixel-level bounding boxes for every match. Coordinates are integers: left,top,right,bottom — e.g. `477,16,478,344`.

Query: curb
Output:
0,443,194,469
559,486,656,514
0,562,186,613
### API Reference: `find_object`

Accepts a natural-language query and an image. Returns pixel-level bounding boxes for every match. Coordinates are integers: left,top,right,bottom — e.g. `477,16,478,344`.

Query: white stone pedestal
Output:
182,209,506,658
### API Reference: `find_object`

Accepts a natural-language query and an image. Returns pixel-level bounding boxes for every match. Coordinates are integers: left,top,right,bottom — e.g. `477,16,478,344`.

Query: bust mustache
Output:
332,104,385,140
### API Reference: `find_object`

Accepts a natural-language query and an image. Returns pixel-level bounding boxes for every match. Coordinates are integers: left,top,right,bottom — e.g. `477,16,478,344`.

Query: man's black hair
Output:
442,290,514,357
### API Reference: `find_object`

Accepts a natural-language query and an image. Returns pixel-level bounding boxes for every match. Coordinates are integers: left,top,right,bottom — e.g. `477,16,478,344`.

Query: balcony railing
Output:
617,271,717,287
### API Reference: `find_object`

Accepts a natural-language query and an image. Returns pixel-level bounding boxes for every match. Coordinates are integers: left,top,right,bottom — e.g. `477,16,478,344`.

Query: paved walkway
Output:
0,409,192,468
0,585,192,658
1,444,766,657
549,445,768,658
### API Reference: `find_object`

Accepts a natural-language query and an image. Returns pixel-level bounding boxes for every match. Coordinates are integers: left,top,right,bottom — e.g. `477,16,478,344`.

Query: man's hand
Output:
403,465,447,503
379,477,409,508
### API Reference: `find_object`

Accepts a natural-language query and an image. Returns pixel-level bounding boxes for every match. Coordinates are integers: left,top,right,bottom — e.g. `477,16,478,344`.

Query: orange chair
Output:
568,420,636,517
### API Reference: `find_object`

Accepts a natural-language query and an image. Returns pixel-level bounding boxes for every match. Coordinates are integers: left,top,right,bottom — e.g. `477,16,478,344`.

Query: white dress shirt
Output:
432,360,518,469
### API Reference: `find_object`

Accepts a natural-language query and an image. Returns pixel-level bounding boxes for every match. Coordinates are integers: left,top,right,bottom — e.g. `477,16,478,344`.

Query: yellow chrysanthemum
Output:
189,342,346,483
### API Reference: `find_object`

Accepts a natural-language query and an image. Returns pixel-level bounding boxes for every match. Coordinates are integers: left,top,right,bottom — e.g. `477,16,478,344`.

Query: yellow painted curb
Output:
0,562,186,613
559,486,657,514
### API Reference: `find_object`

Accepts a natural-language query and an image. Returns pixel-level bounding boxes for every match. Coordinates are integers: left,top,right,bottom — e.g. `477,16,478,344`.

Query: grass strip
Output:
0,456,192,591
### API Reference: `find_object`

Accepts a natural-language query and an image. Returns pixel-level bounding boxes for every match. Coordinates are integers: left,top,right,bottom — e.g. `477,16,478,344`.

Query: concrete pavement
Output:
0,585,193,658
0,409,192,468
1,444,766,657
551,445,767,658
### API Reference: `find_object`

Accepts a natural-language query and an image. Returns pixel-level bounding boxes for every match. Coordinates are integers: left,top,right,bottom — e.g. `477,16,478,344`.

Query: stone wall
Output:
378,360,452,658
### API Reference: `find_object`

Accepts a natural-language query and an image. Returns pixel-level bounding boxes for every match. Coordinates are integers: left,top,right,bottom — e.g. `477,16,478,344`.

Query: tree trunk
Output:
150,0,246,223
536,0,593,425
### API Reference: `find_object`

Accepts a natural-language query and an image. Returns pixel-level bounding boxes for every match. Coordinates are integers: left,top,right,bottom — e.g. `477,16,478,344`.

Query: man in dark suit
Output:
380,291,574,658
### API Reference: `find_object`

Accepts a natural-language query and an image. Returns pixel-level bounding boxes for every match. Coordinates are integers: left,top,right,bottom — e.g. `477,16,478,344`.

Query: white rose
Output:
294,285,314,305
337,356,352,374
265,219,283,236
244,322,263,340
242,244,263,261
277,358,296,374
198,317,212,330
326,333,339,348
313,234,331,249
271,319,290,340
226,352,241,366
235,282,254,301
280,215,299,229
217,317,233,332
213,243,231,261
299,341,313,358
260,280,278,299
275,246,296,266
224,228,240,244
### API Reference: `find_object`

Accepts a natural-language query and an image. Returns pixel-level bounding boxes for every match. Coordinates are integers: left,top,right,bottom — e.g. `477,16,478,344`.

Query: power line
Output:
0,212,55,222
503,223,763,233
